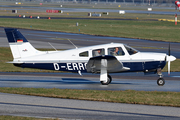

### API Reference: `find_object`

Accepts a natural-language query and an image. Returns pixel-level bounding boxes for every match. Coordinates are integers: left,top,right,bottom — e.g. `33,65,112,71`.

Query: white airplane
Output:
5,28,176,86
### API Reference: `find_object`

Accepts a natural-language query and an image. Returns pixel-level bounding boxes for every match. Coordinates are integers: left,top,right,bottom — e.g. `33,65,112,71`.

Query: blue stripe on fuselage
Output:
14,61,166,73
15,62,88,73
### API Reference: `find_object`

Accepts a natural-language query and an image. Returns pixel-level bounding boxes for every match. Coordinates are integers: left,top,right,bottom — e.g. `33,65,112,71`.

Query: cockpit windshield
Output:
124,45,138,55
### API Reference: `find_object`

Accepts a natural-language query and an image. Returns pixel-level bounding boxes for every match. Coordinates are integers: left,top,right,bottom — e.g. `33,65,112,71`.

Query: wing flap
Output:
86,55,130,73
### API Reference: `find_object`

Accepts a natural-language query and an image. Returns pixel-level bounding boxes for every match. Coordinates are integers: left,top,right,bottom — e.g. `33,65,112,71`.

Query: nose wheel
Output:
157,78,165,86
157,68,165,86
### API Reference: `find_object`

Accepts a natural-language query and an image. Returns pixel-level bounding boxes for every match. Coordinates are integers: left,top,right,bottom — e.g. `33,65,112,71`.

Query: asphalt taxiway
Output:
0,72,180,119
0,92,180,120
0,72,180,91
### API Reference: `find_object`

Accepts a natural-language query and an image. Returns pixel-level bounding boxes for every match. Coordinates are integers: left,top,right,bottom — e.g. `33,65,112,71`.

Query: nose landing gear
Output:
157,78,165,86
157,68,165,86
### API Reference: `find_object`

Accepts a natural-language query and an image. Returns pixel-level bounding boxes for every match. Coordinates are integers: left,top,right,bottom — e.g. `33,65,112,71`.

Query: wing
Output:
86,55,130,73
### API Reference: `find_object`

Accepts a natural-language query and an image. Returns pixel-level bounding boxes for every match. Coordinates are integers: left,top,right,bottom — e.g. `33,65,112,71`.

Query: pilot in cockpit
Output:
93,49,102,56
108,47,125,56
113,47,120,56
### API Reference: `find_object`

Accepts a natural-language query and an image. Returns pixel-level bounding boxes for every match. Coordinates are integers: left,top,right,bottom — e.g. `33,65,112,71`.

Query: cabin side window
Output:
92,48,105,57
108,47,125,56
79,51,89,57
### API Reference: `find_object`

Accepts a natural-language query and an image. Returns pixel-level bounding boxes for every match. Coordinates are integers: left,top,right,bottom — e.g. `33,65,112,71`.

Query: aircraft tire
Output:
108,75,112,84
101,75,112,85
157,78,165,86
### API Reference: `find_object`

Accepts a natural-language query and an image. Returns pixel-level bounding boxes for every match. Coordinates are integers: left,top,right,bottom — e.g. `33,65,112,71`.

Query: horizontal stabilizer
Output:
6,61,24,64
86,55,130,73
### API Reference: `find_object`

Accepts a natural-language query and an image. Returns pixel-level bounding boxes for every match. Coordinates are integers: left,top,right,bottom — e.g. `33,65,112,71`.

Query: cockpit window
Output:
92,48,105,57
79,51,88,57
124,45,138,55
108,47,125,56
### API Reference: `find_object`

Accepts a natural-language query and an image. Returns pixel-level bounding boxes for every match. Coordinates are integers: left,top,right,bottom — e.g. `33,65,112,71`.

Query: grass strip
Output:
0,115,59,120
0,18,180,42
0,87,180,107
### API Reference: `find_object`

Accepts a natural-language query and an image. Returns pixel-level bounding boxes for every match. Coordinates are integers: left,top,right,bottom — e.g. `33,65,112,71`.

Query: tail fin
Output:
4,28,42,59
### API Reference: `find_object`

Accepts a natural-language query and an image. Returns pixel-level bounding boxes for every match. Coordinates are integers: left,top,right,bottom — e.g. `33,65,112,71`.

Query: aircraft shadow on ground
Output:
0,78,97,85
53,78,134,85
61,78,97,84
0,78,134,85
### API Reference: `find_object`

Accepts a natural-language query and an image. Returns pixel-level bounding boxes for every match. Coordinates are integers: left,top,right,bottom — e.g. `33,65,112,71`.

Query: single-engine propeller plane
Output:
5,28,176,86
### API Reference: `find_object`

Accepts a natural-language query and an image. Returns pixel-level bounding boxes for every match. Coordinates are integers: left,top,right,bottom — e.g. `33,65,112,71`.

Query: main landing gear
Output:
100,75,112,85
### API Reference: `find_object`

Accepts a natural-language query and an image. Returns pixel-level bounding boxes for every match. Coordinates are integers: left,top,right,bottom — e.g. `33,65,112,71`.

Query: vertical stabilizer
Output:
4,28,42,59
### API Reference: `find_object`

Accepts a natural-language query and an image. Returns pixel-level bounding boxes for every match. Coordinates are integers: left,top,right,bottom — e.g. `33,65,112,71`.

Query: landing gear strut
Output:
101,75,112,85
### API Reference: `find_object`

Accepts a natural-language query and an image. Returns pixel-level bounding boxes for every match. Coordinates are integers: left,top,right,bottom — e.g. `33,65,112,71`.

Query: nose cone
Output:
166,55,176,62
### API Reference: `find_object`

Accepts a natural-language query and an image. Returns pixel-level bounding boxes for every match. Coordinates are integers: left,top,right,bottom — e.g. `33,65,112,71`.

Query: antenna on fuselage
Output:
48,42,57,51
68,39,78,49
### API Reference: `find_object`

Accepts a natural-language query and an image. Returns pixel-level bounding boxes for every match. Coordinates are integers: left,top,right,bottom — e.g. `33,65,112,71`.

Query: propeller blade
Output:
168,61,170,76
167,42,172,76
168,42,170,56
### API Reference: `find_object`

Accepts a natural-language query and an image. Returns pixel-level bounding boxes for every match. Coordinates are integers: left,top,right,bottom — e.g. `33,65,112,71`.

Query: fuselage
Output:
14,43,167,74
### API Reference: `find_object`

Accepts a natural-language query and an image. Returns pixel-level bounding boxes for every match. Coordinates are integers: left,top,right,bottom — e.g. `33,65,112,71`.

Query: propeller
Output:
166,42,176,75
